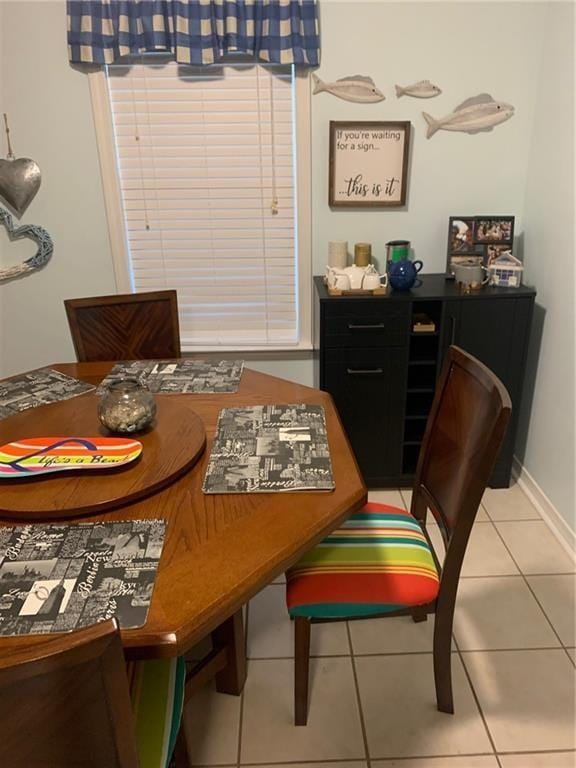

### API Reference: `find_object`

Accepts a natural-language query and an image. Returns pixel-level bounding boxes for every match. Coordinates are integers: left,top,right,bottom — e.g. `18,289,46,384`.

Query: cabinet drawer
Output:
323,302,409,347
323,347,407,481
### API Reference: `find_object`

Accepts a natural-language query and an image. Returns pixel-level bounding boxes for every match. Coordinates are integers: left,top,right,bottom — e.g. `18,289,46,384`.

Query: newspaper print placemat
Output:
0,519,165,636
203,404,335,493
0,368,95,421
97,359,244,394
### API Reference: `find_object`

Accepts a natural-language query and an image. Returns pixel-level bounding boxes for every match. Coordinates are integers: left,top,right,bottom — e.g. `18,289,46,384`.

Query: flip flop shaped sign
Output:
0,437,143,478
0,206,53,282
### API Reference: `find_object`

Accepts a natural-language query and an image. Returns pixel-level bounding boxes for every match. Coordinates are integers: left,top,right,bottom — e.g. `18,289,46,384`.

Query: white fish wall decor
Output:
312,74,385,103
423,94,515,138
395,80,442,99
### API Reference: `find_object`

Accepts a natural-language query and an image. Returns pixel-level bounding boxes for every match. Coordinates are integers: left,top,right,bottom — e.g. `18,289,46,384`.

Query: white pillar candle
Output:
328,240,348,269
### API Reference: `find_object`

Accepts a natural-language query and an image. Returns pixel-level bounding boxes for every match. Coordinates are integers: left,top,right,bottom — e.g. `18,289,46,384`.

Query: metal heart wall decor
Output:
0,157,42,217
0,206,53,282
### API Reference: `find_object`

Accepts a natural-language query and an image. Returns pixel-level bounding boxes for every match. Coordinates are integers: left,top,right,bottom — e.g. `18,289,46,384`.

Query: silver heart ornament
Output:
0,157,42,217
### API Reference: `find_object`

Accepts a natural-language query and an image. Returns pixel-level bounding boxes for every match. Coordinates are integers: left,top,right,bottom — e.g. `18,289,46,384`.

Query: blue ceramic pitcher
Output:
388,258,423,291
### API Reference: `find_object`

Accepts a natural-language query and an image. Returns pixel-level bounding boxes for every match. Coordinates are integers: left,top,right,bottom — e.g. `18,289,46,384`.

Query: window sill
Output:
181,340,313,355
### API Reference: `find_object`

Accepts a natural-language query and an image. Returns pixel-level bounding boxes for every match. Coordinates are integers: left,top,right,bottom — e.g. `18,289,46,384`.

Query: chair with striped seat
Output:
286,346,512,725
0,618,189,768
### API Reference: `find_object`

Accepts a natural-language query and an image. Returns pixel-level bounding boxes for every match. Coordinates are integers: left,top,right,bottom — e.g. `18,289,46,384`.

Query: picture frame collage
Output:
446,216,516,279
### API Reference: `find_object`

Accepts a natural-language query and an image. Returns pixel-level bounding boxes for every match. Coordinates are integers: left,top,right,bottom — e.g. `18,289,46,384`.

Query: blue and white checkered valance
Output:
67,0,320,66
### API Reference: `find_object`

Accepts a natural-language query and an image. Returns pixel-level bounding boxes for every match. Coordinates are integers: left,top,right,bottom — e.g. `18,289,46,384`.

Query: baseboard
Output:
512,456,576,557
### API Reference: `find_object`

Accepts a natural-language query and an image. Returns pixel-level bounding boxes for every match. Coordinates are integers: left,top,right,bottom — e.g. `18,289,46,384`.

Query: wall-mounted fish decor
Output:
395,80,442,99
312,74,385,103
423,94,515,138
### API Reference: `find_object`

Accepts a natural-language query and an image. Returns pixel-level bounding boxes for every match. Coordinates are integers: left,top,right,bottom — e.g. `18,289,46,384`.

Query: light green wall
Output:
0,1,116,376
312,1,545,274
517,1,575,528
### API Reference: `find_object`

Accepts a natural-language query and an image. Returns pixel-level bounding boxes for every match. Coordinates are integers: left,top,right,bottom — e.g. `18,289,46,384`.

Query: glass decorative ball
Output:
98,378,156,434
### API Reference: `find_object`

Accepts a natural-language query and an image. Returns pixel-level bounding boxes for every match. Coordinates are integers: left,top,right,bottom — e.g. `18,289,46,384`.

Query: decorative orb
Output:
98,378,156,434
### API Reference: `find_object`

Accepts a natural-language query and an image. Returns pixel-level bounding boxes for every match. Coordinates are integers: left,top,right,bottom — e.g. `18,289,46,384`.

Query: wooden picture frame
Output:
329,121,411,208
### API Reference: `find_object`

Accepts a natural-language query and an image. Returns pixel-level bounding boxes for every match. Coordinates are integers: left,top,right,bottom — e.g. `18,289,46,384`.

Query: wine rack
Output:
401,301,443,474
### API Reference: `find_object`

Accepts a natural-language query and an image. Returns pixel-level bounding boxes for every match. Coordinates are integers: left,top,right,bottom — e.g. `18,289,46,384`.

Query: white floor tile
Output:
459,522,520,577
482,484,541,521
248,763,367,768
427,521,519,577
182,681,241,765
373,757,499,768
475,505,490,522
494,521,576,575
453,576,560,650
400,488,412,509
401,488,489,521
462,649,576,752
526,575,576,646
241,658,365,763
426,521,446,564
349,614,437,655
355,653,492,758
368,489,405,508
499,752,576,768
247,584,349,658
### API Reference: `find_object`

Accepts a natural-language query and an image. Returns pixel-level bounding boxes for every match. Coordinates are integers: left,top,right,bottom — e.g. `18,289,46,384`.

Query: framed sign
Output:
329,121,411,208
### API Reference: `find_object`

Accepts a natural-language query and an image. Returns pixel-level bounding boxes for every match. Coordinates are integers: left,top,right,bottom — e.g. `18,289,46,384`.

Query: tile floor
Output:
183,485,576,768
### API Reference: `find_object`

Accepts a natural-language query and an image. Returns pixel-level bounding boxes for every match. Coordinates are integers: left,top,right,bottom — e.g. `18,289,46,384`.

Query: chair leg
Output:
411,606,428,623
212,609,247,695
170,725,191,767
294,616,311,726
433,608,454,714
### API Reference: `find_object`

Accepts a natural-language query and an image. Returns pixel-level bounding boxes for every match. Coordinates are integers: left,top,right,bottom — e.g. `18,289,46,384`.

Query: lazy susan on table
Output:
0,394,206,520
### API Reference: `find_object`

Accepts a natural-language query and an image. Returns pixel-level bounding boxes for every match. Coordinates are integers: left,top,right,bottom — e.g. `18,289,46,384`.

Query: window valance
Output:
67,0,320,66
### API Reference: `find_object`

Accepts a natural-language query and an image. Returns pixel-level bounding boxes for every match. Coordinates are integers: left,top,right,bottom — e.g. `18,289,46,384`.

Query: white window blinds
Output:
105,61,299,348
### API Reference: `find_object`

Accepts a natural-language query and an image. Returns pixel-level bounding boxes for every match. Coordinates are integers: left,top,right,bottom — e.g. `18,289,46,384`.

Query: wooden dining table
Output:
0,362,366,696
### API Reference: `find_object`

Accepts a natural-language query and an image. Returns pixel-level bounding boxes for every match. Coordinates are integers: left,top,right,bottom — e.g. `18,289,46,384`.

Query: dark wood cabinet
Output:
315,274,536,488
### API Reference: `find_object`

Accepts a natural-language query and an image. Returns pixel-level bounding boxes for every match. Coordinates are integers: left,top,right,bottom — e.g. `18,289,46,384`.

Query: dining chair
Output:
286,345,512,725
0,618,188,767
64,290,181,362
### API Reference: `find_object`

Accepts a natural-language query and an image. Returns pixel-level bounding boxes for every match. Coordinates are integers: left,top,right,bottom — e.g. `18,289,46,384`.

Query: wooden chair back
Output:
0,619,139,768
411,345,512,573
65,290,181,362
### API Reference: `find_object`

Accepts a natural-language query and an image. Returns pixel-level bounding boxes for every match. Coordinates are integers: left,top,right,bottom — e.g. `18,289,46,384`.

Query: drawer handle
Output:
346,367,384,375
347,322,385,330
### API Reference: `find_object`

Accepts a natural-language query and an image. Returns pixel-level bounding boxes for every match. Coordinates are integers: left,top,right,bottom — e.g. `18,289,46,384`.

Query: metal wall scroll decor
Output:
0,206,53,281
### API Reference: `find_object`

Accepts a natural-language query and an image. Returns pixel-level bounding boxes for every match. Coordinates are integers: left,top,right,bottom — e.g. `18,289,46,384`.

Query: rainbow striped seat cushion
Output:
286,503,440,619
128,657,187,768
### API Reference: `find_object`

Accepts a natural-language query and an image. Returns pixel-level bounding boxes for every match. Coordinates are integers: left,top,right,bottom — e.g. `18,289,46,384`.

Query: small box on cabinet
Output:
488,251,524,287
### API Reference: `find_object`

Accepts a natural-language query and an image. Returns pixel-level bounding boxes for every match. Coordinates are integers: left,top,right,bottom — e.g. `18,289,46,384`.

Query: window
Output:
90,60,311,351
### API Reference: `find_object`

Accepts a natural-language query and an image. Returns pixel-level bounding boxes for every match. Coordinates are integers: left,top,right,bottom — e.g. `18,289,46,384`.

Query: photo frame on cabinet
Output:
475,216,514,244
447,217,476,255
445,215,515,278
446,216,483,277
329,121,411,207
